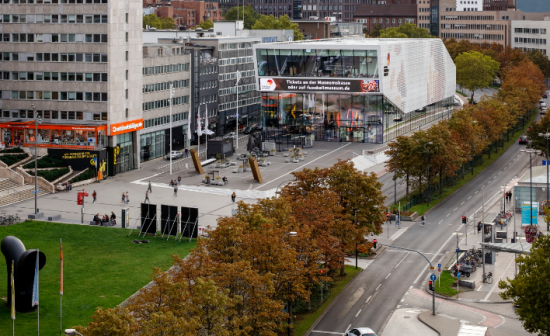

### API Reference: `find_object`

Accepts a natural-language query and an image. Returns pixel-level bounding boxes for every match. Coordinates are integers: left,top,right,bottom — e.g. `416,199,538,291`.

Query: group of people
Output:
64,182,73,192
504,191,513,202
93,212,116,226
121,192,130,204
169,176,182,187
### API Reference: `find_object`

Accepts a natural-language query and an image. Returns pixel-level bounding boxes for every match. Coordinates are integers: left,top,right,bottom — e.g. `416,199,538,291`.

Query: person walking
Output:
144,190,150,204
148,180,152,193
386,212,392,224
185,148,189,158
395,214,400,227
421,214,426,226
92,190,97,204
478,221,482,233
231,191,236,203
125,191,129,204
121,192,125,204
178,175,181,185
173,184,178,197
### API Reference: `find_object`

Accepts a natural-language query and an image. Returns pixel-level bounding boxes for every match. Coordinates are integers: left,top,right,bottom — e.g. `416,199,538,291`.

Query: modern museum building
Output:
253,38,456,145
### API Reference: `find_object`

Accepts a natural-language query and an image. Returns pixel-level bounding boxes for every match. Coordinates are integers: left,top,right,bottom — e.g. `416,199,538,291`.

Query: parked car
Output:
166,151,183,159
543,93,548,98
242,126,253,135
519,136,528,144
253,125,263,132
541,102,547,109
542,106,548,115
345,327,377,336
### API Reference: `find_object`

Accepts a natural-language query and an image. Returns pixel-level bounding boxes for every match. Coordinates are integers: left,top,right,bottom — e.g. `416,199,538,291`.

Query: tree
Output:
385,135,424,200
527,50,550,78
470,98,512,157
368,24,383,38
455,51,500,103
196,19,214,30
380,23,434,38
142,14,175,29
498,234,550,335
224,5,261,29
447,106,488,160
75,308,140,336
526,114,550,158
253,14,303,41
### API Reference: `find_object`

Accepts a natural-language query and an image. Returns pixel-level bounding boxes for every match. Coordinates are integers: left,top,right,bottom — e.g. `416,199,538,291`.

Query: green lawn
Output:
393,111,537,216
434,270,459,297
0,221,196,335
293,266,362,336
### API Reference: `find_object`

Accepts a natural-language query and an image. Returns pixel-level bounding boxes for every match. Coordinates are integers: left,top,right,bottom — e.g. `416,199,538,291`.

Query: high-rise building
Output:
0,0,144,175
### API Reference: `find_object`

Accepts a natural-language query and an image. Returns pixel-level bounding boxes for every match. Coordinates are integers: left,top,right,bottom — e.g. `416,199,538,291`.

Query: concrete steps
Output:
0,178,20,192
0,185,48,207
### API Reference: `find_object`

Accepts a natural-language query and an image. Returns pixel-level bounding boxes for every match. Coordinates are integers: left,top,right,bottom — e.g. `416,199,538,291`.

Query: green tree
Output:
224,5,261,29
380,23,434,38
526,114,550,158
385,135,424,200
253,14,303,41
368,24,383,38
499,234,550,335
527,50,550,78
143,14,175,29
455,51,500,103
196,19,214,30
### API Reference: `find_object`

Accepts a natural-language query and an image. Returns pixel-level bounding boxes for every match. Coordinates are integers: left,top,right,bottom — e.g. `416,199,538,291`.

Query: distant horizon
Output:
517,0,550,13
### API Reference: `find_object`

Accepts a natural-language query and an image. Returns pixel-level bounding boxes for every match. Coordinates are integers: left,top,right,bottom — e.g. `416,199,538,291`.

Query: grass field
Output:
434,270,459,297
392,111,537,216
0,221,196,336
294,266,362,336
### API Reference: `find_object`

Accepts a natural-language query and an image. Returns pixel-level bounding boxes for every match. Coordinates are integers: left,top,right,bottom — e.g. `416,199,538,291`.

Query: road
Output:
310,112,542,335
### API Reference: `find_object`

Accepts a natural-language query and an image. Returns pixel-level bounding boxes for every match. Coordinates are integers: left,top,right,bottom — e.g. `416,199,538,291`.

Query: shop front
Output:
0,122,108,149
109,119,143,175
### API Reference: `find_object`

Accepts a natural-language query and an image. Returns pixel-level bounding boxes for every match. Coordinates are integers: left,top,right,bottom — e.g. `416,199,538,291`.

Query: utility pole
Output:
31,104,39,214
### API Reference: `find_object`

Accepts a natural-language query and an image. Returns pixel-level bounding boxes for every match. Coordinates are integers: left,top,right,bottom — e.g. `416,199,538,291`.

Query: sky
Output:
517,0,550,13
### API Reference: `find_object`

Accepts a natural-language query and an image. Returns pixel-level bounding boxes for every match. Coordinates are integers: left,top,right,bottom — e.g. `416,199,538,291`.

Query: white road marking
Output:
395,252,411,269
460,202,464,205
413,225,464,284
366,295,372,304
475,191,479,194
355,309,362,317
468,196,471,200
376,284,381,291
347,324,352,332
311,331,342,335
438,220,442,224
385,273,391,279
453,207,458,211
446,213,450,217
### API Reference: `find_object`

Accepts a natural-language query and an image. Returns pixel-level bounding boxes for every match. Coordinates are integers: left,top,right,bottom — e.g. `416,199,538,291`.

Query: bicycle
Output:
483,271,493,284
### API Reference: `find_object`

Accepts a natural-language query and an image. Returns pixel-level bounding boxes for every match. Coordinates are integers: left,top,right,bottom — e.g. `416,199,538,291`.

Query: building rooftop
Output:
354,3,419,17
255,37,438,47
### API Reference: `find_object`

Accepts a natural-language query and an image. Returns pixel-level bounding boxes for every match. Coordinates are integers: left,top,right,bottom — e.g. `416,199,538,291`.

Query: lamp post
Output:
424,142,433,207
31,104,40,214
471,120,477,175
282,231,297,336
521,145,541,226
235,72,241,150
393,152,397,206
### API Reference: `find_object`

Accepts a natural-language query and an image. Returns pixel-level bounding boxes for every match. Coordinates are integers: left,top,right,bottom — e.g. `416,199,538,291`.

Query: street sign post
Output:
430,273,436,281
456,271,461,295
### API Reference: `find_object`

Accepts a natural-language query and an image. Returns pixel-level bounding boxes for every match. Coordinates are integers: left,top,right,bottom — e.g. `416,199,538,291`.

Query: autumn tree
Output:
499,234,550,335
470,98,512,157
75,308,139,336
526,114,550,157
447,106,488,161
455,51,500,103
527,50,550,78
497,46,527,76
385,135,424,200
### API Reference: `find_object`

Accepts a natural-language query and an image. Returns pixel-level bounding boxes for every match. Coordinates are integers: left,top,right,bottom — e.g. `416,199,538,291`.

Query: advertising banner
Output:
259,78,379,93
521,202,538,226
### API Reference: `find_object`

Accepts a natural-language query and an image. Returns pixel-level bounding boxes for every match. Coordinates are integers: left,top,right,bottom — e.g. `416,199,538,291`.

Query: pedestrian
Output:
395,214,400,227
421,214,425,226
92,190,97,203
178,175,181,185
125,191,129,204
231,191,236,203
148,180,152,193
477,221,482,233
173,184,178,197
500,217,505,229
185,148,189,158
144,190,150,204
121,192,125,204
386,212,392,224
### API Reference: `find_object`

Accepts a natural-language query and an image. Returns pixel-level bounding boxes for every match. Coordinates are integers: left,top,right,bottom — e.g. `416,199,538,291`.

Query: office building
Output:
142,0,224,28
511,20,550,55
254,38,455,145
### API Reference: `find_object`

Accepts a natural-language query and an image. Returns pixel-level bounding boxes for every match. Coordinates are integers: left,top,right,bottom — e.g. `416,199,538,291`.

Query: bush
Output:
23,156,65,169
70,169,96,183
0,154,29,166
32,168,70,182
0,147,24,154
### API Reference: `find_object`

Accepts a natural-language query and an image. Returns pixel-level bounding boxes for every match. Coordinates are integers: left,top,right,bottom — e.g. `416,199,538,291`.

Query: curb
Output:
416,312,442,336
305,268,364,336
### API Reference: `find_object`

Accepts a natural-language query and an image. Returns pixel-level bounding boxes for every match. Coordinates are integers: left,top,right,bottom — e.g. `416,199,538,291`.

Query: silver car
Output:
166,151,183,159
345,327,377,336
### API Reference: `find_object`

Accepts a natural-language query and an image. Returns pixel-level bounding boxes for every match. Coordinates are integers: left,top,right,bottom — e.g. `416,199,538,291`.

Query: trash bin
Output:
121,208,129,229
485,252,493,264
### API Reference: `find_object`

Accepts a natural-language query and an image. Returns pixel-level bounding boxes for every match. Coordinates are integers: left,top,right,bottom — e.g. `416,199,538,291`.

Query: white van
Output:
324,16,337,22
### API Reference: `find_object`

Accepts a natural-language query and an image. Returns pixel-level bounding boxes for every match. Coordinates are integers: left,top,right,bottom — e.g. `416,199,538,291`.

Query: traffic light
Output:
462,216,467,224
373,239,377,249
429,281,434,291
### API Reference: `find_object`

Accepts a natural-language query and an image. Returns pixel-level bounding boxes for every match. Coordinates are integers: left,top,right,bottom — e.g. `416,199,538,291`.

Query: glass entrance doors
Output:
339,127,364,142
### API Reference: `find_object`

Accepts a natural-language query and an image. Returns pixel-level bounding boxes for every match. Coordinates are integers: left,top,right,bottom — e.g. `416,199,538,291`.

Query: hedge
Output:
69,169,96,183
23,156,65,169
0,147,24,154
32,168,70,182
0,154,29,166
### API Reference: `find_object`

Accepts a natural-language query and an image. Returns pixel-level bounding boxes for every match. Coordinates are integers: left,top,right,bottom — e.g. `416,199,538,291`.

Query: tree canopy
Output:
455,51,500,103
142,14,175,29
224,5,261,29
499,234,550,335
379,23,434,38
195,19,214,30
252,14,303,41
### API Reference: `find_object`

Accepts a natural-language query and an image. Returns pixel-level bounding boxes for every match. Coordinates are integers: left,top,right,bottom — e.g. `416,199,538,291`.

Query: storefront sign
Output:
259,78,379,93
522,202,538,226
110,119,144,136
48,148,107,171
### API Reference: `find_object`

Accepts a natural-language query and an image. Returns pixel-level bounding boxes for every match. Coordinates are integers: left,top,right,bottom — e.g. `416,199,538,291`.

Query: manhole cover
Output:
404,316,410,319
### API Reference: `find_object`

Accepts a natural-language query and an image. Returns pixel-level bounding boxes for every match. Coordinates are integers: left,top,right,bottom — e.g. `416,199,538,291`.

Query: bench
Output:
47,214,61,221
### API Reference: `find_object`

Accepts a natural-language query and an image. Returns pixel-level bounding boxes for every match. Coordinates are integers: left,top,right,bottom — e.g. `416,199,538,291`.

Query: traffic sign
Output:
437,263,441,268
32,189,40,194
430,274,437,281
457,272,461,278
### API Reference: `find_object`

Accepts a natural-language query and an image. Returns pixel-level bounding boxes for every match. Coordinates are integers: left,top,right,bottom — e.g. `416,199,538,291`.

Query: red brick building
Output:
143,0,223,28
353,3,418,32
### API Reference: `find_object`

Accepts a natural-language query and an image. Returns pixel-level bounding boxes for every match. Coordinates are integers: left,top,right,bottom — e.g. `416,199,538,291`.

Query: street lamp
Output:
538,130,550,206
169,83,175,175
282,231,297,336
31,104,40,214
235,72,241,150
424,142,433,207
275,179,295,198
471,121,477,175
521,145,541,226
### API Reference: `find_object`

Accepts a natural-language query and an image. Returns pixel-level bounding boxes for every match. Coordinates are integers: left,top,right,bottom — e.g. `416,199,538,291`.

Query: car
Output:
519,136,528,144
544,93,548,98
253,125,263,132
166,151,183,159
542,107,548,115
345,327,377,336
242,126,253,135
541,102,547,109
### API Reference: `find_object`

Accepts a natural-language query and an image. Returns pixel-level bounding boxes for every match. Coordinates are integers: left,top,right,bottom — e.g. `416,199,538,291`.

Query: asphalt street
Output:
311,113,542,336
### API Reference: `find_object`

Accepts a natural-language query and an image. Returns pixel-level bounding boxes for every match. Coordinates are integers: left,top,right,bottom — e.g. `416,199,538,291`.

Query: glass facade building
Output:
254,39,456,145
